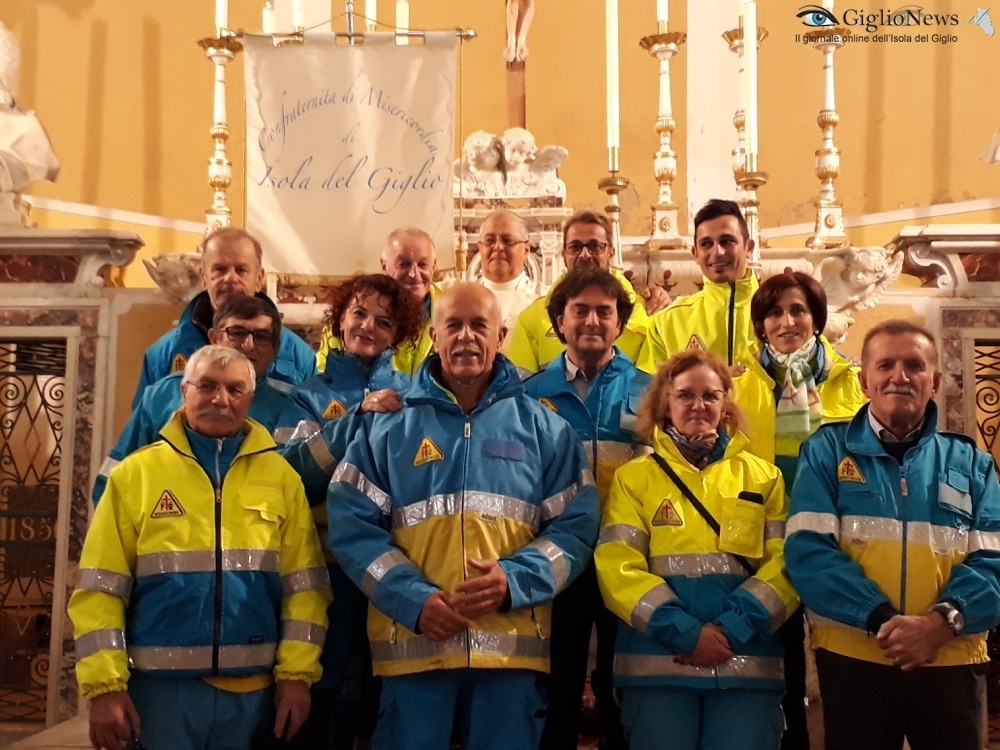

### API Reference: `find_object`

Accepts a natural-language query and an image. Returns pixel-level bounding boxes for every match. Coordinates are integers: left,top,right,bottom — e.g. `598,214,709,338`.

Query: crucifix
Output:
505,0,534,128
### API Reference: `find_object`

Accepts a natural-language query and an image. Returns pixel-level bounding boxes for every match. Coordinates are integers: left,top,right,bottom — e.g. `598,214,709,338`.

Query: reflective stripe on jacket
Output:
506,269,652,376
785,402,1000,666
595,427,796,690
327,354,601,677
69,412,331,698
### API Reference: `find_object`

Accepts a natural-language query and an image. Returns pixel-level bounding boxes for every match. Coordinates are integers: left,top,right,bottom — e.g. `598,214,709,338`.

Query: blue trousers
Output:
373,669,546,750
129,673,274,750
620,685,784,750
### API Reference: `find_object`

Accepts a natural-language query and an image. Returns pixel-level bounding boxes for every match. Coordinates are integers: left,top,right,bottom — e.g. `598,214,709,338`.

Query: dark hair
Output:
693,199,749,242
212,294,281,343
636,349,747,442
545,269,634,344
324,273,424,347
562,210,614,249
199,226,264,265
861,319,938,366
750,271,828,343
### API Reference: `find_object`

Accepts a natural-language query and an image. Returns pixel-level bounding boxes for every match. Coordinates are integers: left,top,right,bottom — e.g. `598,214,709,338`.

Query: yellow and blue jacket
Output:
506,269,653,376
785,402,1000,666
316,285,439,376
732,338,865,489
522,350,652,506
595,427,796,691
644,272,759,368
69,412,331,699
327,354,601,677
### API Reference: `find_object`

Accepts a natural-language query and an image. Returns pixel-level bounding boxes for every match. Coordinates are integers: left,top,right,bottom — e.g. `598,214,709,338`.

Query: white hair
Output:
183,345,256,392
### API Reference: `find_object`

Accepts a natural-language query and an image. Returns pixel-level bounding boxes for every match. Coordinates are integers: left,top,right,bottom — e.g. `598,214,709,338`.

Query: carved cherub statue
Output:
500,127,567,191
454,130,505,198
0,22,60,225
816,246,903,313
504,0,535,63
143,254,203,304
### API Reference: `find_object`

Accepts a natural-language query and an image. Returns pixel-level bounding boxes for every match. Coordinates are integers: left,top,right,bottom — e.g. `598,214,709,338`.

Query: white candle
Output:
366,0,378,31
606,0,620,150
743,0,758,157
293,0,304,30
262,1,275,33
396,0,409,44
215,0,228,33
656,0,668,23
822,0,834,10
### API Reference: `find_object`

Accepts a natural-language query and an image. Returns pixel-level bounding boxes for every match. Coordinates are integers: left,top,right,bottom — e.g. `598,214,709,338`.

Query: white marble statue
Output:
454,127,567,201
816,246,904,344
0,22,60,225
143,253,203,303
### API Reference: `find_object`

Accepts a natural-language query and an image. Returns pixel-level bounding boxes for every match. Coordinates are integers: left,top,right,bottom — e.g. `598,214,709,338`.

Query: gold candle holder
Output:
598,172,631,269
198,36,244,232
808,28,849,250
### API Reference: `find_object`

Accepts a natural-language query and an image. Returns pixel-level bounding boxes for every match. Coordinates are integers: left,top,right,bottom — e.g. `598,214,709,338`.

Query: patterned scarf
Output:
764,337,826,437
664,425,719,469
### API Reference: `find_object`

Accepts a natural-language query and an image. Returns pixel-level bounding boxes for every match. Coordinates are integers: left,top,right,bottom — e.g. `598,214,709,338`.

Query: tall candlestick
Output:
293,0,304,30
396,0,409,44
742,0,758,157
657,0,668,23
606,0,620,152
262,1,275,33
366,0,378,31
215,0,228,34
822,0,834,10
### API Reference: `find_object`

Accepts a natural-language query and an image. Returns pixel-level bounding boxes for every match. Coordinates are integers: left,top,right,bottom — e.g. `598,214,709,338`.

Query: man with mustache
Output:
132,227,317,408
70,345,330,750
327,282,600,750
644,199,760,368
92,295,291,505
785,320,1000,750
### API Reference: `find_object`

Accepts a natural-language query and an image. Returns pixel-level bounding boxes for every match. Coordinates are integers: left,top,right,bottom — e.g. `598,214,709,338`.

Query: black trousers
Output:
777,607,809,750
540,563,627,750
815,648,986,750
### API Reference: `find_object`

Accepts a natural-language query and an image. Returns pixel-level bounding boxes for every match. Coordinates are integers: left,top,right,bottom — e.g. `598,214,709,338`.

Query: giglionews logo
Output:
795,4,960,33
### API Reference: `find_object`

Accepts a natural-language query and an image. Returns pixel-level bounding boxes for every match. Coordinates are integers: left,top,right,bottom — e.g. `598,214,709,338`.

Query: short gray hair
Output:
480,209,528,240
183,345,256,392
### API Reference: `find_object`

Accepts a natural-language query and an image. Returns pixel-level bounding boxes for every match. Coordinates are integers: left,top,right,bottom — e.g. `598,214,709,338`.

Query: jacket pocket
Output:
242,488,286,548
719,496,766,559
938,469,973,520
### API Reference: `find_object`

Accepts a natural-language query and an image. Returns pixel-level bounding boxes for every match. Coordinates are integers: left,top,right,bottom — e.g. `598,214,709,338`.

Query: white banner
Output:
244,33,456,277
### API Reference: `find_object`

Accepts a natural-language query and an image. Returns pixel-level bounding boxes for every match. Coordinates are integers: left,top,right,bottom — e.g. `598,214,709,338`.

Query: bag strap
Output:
649,453,757,576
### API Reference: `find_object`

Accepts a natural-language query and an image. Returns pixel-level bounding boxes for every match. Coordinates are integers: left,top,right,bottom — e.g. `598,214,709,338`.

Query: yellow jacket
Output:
644,272,759,367
317,284,440,376
595,427,797,689
732,338,866,466
69,412,331,698
506,269,653,375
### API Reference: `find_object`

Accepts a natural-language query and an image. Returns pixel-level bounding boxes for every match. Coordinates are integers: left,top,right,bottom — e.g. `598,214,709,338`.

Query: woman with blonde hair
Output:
595,350,798,750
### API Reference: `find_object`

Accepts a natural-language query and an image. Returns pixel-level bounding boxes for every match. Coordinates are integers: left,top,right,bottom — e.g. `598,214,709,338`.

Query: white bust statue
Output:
0,22,60,225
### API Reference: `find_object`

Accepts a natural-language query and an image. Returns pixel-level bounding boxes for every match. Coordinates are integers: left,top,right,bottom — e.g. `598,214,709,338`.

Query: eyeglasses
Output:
565,241,610,257
481,235,529,249
184,379,250,399
670,390,725,406
221,325,276,346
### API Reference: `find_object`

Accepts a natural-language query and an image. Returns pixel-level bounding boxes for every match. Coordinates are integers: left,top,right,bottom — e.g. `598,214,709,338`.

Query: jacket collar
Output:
322,347,396,386
532,348,629,395
651,424,749,467
845,401,940,456
408,353,523,412
698,271,759,306
159,408,277,459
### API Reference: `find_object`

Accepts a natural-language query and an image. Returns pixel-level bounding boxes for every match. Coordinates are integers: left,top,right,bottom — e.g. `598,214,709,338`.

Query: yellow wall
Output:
6,2,999,257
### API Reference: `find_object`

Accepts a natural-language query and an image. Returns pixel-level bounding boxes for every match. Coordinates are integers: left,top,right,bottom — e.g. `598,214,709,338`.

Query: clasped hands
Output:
876,612,953,671
417,559,509,642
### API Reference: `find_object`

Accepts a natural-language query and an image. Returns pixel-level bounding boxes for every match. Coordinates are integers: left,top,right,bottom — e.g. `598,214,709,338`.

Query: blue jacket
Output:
523,350,651,505
93,372,291,506
131,291,317,409
275,349,411,508
785,403,1000,666
327,354,601,677
69,412,330,697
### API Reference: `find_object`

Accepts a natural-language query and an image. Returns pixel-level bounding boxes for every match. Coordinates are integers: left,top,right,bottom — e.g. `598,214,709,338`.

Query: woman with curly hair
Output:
595,350,798,750
273,272,422,750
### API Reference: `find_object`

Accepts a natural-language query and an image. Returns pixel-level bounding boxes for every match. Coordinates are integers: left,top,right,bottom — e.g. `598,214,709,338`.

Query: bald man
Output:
477,209,541,338
327,282,600,750
317,227,439,375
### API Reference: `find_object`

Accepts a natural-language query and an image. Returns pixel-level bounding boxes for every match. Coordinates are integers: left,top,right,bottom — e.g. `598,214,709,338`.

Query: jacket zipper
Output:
727,282,736,365
898,460,908,613
462,417,471,663
212,439,223,674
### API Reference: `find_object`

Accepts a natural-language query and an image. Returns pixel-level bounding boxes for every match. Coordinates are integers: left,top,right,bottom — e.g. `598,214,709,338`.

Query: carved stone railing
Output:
889,224,1000,295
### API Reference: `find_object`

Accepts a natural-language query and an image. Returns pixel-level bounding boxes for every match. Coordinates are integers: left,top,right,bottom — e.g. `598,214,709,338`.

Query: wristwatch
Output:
929,602,965,636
